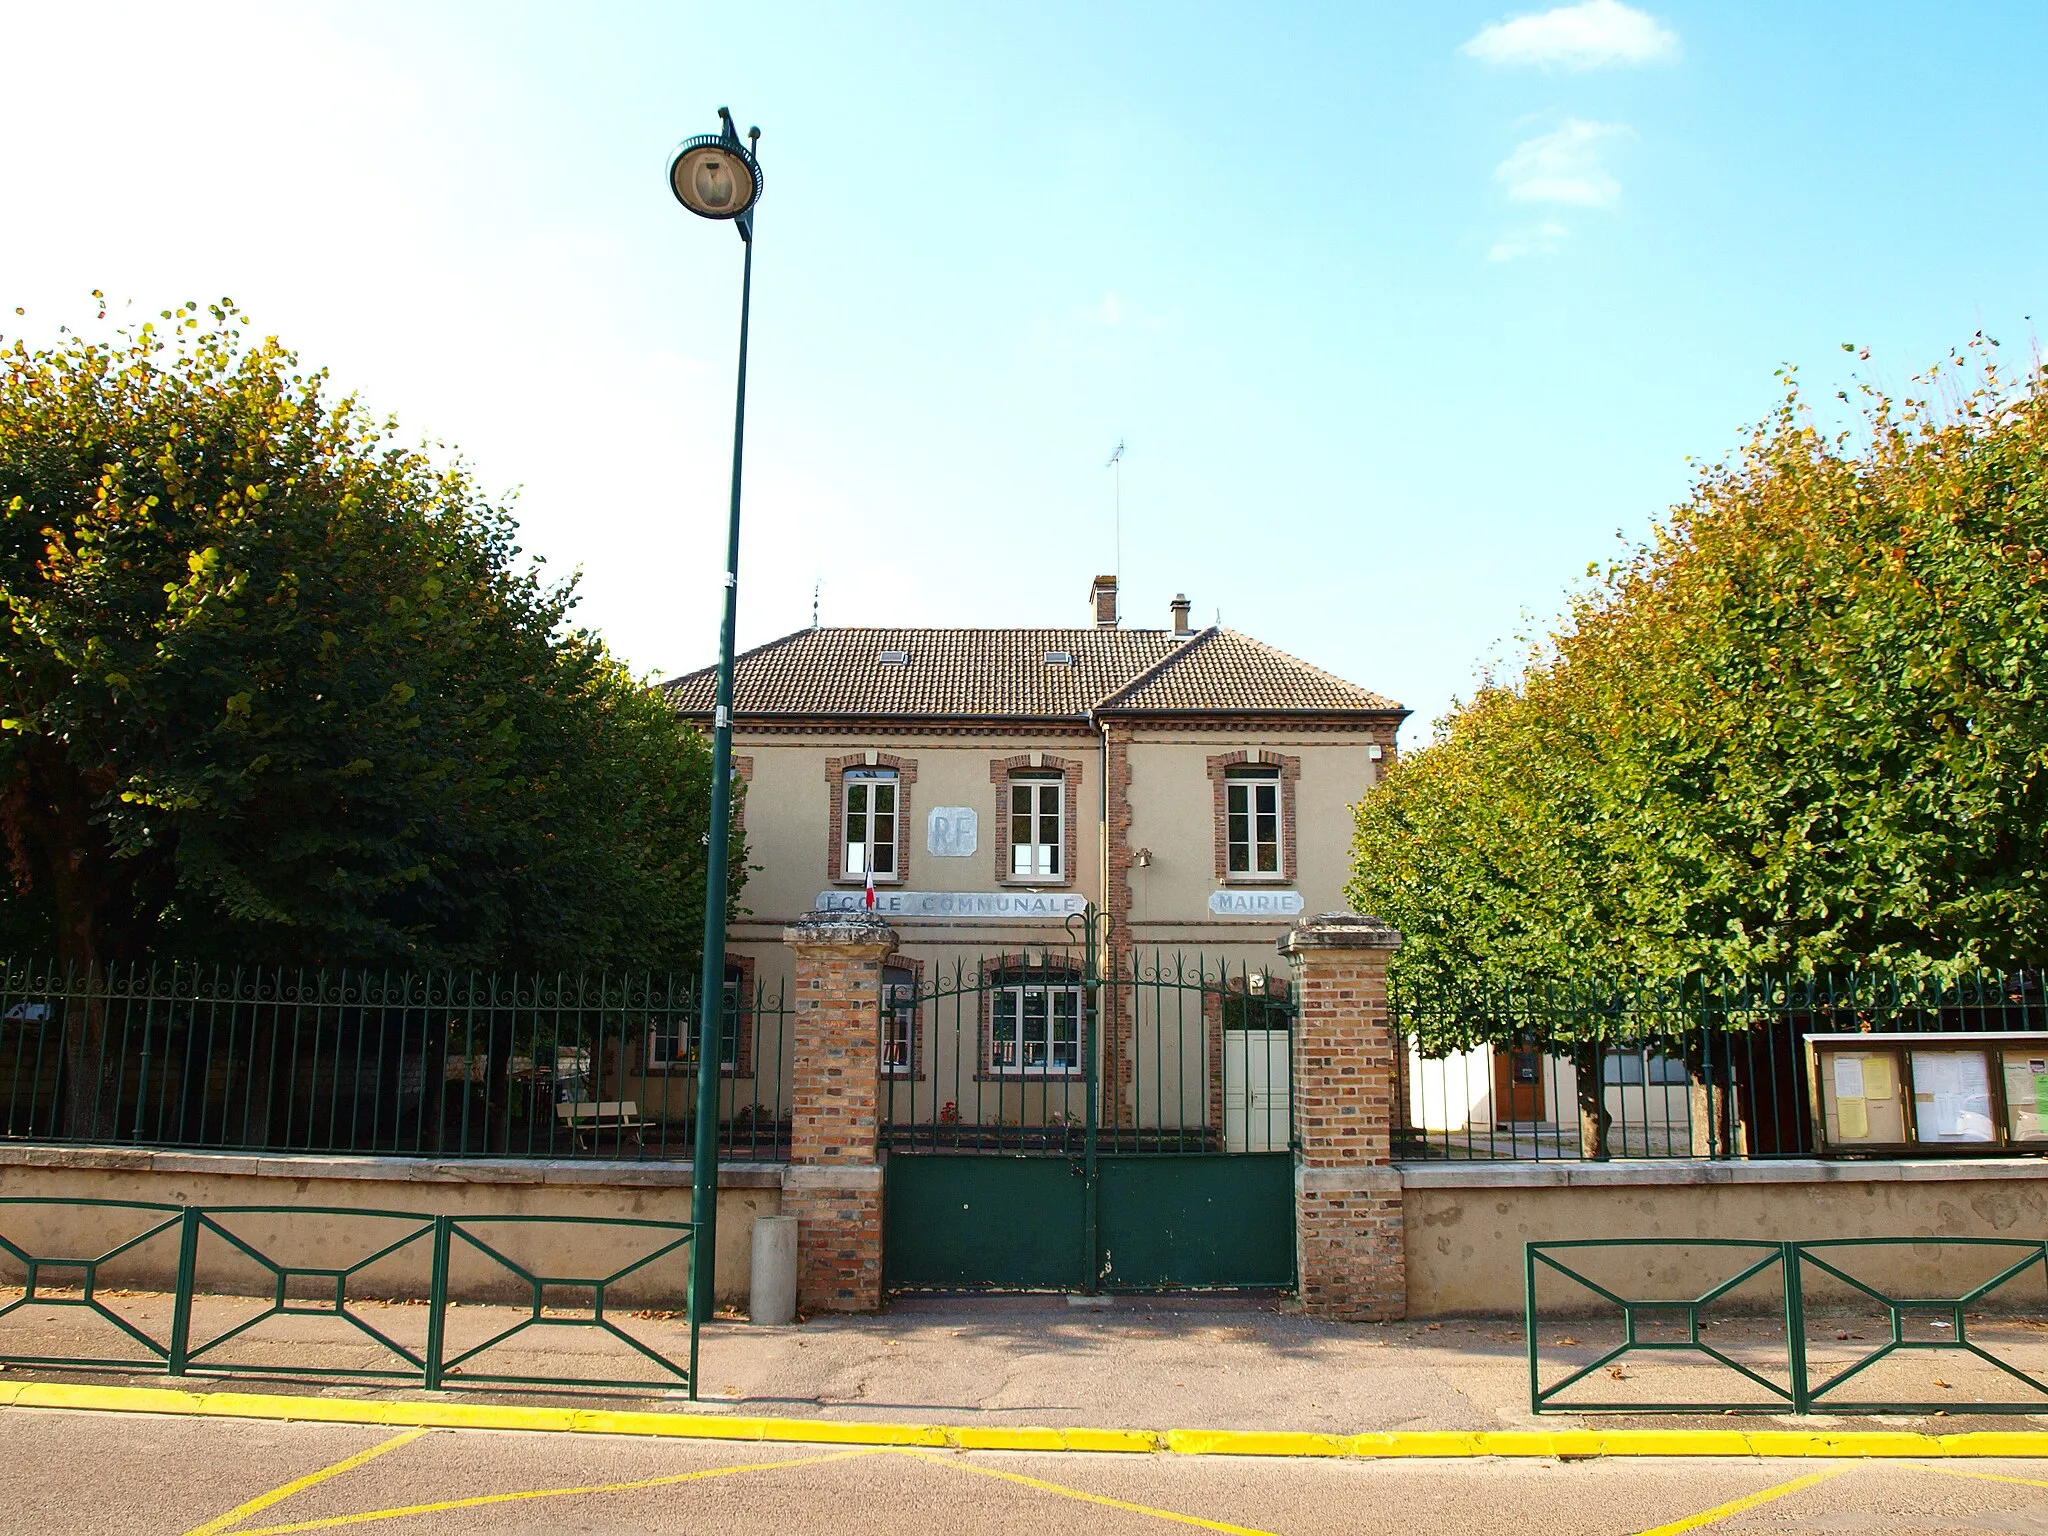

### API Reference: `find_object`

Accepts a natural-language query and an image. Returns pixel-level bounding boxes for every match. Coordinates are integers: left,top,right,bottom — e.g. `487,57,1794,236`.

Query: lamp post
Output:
668,107,763,1374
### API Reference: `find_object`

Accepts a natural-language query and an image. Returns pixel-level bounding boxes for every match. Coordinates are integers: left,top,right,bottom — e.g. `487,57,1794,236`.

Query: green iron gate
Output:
881,911,1295,1292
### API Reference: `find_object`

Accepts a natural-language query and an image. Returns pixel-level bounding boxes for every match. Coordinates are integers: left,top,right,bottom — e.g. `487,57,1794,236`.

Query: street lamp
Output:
669,107,763,1378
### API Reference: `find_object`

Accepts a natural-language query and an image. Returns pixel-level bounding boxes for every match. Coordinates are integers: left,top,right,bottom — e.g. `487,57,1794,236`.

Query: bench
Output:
556,1100,647,1150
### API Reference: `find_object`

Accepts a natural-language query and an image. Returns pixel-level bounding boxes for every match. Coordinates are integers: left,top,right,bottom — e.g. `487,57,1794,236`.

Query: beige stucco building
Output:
664,577,1406,1139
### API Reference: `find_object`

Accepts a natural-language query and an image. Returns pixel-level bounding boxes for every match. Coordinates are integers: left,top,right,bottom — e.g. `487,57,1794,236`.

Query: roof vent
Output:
877,650,910,665
1043,650,1074,666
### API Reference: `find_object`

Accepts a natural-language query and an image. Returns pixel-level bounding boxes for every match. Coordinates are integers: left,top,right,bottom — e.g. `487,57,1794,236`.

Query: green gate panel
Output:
1096,1154,1294,1290
884,1154,1088,1290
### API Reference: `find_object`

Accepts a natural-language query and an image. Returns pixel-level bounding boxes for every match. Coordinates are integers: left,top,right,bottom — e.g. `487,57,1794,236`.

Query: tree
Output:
0,302,740,991
1352,342,2048,1005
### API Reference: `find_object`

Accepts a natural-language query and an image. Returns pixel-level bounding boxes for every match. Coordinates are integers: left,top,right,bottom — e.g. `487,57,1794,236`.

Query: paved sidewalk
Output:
3,1289,2046,1437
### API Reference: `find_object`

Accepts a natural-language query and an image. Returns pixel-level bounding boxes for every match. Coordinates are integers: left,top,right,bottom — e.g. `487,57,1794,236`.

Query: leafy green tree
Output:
1353,343,2048,1005
1,302,739,1007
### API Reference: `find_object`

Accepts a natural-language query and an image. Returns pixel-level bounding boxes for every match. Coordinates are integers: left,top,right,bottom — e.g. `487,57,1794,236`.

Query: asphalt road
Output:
2,1408,2045,1536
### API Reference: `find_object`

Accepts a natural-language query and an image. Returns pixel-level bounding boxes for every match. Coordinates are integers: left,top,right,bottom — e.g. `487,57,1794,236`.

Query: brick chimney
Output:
1170,593,1192,637
1091,574,1118,628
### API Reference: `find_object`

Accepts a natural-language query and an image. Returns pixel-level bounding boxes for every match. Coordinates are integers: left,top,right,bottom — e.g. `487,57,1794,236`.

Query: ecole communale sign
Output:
815,889,1089,919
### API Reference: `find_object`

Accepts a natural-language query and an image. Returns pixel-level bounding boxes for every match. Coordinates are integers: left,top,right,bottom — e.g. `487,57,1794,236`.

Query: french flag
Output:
864,865,876,910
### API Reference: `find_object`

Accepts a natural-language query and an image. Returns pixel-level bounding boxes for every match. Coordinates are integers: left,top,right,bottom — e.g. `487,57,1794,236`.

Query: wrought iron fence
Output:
1394,968,2048,1161
0,1196,701,1394
0,961,792,1161
1526,1236,2048,1415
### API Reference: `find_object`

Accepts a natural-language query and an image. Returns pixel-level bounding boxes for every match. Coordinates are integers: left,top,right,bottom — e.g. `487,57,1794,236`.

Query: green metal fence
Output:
1527,1236,2048,1414
0,960,791,1160
0,1196,702,1395
1398,967,2048,1161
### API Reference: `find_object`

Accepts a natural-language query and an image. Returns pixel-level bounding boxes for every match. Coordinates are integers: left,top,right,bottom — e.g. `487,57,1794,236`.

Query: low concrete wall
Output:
1403,1159,2048,1317
0,1147,782,1306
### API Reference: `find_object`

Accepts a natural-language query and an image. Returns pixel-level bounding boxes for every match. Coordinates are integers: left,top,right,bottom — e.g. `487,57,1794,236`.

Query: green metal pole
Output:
688,214,754,1375
1083,909,1101,1293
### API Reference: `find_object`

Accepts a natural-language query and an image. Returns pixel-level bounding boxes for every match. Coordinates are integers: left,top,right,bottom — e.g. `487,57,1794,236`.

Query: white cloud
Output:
1488,220,1570,262
1495,119,1630,207
1462,0,1678,71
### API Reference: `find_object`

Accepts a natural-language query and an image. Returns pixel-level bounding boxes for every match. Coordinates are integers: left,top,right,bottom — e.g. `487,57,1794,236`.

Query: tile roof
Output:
663,626,1404,722
1100,628,1403,714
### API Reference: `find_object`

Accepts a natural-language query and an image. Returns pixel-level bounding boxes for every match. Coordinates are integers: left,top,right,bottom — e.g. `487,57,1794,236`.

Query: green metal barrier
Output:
0,1197,186,1371
1525,1239,1797,1414
433,1214,697,1392
175,1206,441,1383
0,1197,699,1396
1794,1238,2048,1415
1528,1236,2048,1415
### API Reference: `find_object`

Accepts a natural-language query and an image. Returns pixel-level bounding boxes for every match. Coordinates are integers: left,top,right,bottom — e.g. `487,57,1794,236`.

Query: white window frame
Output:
881,970,917,1077
648,969,743,1071
1007,775,1064,879
842,769,899,881
988,980,1085,1077
1225,770,1283,879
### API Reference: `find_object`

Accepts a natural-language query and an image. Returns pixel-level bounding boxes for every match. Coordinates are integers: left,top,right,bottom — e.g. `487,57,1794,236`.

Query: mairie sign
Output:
1208,889,1305,918
815,889,1089,919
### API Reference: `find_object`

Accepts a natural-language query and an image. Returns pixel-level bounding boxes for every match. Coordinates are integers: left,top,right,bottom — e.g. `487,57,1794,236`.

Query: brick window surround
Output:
646,952,755,1078
988,754,1083,887
826,752,918,884
1207,750,1300,883
881,957,925,1081
975,953,1089,1081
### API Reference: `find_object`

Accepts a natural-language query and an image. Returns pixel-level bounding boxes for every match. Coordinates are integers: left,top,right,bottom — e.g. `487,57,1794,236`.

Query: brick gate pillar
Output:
1281,911,1406,1321
781,911,896,1313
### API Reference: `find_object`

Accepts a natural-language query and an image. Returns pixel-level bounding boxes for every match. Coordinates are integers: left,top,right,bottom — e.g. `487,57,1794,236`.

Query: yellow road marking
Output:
6,1380,2048,1459
1906,1462,2048,1492
181,1429,428,1536
901,1449,1284,1536
229,1447,888,1535
1629,1464,1854,1536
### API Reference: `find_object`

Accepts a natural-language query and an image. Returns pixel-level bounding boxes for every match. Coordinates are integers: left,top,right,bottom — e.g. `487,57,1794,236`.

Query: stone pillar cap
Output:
1279,912,1403,955
783,910,900,952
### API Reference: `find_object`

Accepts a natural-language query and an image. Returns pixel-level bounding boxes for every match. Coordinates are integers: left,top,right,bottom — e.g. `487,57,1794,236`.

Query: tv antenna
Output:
1105,439,1125,581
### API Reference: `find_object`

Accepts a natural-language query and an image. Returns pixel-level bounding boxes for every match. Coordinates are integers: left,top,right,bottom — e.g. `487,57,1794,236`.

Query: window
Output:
1601,1051,1689,1086
1225,770,1282,877
989,976,1085,1076
648,963,745,1071
1008,776,1063,878
882,966,918,1076
843,769,898,879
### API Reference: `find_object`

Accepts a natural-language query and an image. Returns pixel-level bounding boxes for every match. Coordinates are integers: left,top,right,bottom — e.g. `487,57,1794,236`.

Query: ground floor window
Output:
882,964,919,1076
989,977,1085,1076
648,962,745,1071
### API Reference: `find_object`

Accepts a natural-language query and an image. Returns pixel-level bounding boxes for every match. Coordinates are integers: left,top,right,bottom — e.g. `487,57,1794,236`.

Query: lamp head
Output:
668,110,764,224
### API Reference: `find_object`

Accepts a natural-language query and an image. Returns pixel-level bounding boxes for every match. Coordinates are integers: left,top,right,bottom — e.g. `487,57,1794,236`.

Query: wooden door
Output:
1494,1045,1546,1126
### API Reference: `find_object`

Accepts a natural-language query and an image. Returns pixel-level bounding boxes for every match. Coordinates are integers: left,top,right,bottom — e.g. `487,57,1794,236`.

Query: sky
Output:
3,1,2044,741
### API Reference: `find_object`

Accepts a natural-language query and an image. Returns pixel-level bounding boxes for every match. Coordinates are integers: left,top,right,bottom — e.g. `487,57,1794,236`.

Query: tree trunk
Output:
4,740,167,1140
1576,1042,1612,1161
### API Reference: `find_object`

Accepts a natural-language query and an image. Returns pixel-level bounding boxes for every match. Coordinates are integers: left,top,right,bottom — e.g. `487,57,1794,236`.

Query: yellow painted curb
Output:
0,1381,2044,1459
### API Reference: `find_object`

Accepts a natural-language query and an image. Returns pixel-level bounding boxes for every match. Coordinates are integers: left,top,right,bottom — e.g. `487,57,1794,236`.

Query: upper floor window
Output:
1226,769,1282,877
844,769,897,879
1009,775,1063,879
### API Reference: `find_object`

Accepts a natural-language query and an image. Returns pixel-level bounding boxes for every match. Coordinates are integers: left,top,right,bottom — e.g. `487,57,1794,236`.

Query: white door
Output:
1223,1029,1291,1152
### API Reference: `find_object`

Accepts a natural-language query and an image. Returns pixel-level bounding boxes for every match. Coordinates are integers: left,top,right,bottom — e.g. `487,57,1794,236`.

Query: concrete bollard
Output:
749,1213,798,1325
